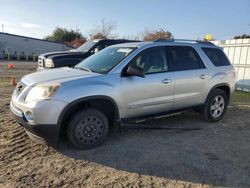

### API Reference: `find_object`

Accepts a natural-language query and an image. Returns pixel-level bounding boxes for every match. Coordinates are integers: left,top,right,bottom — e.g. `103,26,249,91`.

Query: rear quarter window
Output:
202,47,231,66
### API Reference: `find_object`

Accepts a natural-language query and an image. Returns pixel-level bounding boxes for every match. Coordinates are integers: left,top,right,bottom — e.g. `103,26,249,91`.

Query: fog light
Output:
25,111,34,121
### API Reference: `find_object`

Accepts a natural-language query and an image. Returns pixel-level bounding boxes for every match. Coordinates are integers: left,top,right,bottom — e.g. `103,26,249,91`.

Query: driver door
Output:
121,46,174,119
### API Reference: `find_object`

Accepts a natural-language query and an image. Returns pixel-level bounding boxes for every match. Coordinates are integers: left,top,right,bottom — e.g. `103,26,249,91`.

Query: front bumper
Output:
10,99,67,146
10,109,59,146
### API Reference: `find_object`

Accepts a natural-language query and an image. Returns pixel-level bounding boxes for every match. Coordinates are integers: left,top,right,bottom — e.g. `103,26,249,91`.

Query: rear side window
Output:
202,48,231,66
166,46,205,71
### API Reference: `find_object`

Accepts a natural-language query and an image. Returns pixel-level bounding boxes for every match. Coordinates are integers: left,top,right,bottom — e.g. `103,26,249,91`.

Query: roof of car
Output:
93,39,138,42
111,39,217,48
111,42,152,48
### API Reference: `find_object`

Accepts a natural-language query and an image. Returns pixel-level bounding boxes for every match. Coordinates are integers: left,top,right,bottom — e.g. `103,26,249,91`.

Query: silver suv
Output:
10,39,236,149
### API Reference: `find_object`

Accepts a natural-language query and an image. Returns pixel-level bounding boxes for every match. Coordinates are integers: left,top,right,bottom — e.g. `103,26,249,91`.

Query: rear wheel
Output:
203,89,228,122
67,108,109,149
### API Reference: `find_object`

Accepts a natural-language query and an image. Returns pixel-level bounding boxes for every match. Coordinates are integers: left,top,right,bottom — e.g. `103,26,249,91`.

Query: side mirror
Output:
125,64,145,77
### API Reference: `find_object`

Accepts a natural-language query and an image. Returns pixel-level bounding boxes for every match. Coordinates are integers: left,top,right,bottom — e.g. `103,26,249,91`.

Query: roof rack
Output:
154,38,214,45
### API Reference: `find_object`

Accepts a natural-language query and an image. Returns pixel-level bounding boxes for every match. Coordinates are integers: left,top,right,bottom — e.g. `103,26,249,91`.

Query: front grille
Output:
14,82,26,97
38,57,45,67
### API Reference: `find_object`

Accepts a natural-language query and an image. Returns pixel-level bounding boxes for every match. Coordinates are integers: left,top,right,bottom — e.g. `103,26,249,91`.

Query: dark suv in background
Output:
37,39,136,70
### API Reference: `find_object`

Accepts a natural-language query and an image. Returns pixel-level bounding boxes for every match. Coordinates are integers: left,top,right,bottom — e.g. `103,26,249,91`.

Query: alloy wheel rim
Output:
210,95,225,118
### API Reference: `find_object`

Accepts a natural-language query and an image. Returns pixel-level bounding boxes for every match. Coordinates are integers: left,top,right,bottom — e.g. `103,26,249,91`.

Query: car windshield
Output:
74,40,98,52
75,47,135,74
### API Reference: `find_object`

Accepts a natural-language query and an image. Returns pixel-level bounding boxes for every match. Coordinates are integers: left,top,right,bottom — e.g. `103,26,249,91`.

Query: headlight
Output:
25,83,60,102
45,59,54,68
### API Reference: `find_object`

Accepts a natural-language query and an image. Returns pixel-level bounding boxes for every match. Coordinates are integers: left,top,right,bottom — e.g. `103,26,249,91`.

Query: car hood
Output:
22,67,99,86
40,51,86,58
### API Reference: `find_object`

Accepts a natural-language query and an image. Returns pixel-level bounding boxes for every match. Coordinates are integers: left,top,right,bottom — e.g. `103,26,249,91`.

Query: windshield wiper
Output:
74,67,92,72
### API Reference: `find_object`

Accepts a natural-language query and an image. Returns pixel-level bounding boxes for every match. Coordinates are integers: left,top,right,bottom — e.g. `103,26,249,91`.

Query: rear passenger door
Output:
166,46,209,109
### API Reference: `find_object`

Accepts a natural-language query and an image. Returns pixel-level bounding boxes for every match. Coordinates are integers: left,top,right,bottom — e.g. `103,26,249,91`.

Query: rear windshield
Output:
75,40,97,52
202,47,231,66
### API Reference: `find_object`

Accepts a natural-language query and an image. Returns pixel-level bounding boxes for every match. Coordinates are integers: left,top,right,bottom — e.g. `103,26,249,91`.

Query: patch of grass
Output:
231,91,250,105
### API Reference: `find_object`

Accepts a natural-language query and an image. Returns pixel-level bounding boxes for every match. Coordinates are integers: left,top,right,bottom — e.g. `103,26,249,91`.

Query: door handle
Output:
200,75,208,79
161,79,172,84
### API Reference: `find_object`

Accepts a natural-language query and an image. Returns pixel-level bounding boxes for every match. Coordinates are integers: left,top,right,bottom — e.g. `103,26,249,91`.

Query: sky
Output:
0,0,249,40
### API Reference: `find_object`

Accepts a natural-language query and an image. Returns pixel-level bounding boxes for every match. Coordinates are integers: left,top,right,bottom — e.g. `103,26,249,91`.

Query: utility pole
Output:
75,25,78,40
75,25,80,40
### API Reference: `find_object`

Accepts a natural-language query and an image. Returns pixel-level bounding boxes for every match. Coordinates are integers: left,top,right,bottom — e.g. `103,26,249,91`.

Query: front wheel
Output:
67,108,109,150
203,89,228,122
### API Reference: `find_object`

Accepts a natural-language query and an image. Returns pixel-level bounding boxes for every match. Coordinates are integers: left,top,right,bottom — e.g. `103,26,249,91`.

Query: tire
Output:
67,108,109,150
203,89,228,122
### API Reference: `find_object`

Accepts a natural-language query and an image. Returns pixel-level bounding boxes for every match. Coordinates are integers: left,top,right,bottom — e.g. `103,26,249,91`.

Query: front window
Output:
130,46,169,74
75,47,135,74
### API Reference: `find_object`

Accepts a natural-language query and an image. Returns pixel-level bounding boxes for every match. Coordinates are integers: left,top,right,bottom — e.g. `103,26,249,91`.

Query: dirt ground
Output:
1,62,250,188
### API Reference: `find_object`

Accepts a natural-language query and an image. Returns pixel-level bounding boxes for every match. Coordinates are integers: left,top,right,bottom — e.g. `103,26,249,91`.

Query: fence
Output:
213,39,250,92
1,52,39,61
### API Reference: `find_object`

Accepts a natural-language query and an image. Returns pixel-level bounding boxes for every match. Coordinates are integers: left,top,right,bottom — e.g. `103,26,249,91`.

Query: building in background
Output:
213,39,250,92
0,32,71,60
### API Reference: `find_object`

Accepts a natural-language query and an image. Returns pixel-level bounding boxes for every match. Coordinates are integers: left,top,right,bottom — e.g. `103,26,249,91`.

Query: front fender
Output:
56,95,121,127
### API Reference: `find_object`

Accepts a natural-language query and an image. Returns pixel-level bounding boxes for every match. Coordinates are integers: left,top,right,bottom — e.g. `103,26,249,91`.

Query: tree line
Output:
44,19,250,48
44,19,173,47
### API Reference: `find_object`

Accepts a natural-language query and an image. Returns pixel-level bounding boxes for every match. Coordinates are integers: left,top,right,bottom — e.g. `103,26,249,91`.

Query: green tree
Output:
45,27,84,43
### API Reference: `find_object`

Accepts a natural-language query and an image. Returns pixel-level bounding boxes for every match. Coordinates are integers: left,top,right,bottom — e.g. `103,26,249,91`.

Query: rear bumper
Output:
10,102,60,147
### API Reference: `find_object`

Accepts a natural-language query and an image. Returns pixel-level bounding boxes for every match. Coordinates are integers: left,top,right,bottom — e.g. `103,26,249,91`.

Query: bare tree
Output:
91,32,107,40
89,19,117,39
140,28,173,41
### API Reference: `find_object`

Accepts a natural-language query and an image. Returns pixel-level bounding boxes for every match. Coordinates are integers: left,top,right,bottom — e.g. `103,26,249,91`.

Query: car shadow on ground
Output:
57,108,250,187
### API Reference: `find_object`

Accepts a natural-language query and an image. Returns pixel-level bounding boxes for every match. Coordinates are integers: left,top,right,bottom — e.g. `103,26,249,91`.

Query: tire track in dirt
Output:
3,128,27,143
2,132,45,158
7,138,28,148
5,145,33,161
1,139,29,160
10,126,24,134
9,129,26,139
10,146,45,161
0,113,42,163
